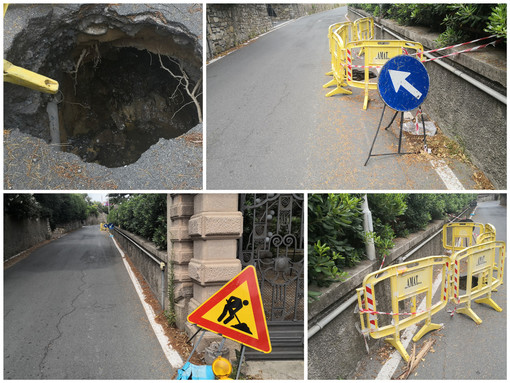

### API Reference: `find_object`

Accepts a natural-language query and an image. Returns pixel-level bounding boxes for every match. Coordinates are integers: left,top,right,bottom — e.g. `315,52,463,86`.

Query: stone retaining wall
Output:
4,215,51,260
207,4,341,58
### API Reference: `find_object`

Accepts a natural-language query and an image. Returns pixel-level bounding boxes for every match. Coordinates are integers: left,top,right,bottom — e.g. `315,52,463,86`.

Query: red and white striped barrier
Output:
365,284,377,330
453,259,460,304
346,48,353,81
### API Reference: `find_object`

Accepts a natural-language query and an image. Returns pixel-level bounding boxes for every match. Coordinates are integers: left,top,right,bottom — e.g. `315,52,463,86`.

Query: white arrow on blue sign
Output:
378,55,429,112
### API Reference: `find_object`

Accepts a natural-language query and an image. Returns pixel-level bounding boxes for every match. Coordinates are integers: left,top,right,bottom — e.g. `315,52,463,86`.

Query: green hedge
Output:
108,194,167,250
308,193,477,287
351,4,506,45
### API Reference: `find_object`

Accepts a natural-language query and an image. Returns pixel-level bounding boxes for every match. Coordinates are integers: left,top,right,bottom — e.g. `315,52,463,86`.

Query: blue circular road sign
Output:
378,55,429,112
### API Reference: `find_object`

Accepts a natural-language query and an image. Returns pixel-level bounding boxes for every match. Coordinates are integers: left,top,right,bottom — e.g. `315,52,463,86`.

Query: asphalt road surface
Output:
4,226,173,379
354,200,507,379
207,6,477,190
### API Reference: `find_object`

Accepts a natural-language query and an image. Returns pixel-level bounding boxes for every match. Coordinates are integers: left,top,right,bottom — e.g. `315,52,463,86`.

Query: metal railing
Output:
113,227,167,310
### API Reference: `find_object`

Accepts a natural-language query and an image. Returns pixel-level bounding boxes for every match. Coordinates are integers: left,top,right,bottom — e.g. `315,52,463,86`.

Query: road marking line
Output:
430,159,465,190
376,272,443,380
111,236,183,369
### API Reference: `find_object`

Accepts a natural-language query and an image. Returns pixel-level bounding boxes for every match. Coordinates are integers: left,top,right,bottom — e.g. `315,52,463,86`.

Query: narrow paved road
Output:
207,6,477,190
4,226,173,379
354,199,506,379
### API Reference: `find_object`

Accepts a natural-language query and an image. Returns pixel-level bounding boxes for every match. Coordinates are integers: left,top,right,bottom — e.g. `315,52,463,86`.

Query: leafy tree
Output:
308,194,364,286
108,194,167,250
4,194,41,219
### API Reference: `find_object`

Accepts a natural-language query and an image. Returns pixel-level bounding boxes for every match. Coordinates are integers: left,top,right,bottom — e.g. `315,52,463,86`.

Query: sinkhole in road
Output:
5,9,202,168
58,43,199,167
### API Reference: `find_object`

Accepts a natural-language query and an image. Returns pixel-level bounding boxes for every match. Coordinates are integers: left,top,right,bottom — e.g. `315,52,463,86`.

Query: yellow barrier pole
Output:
412,261,443,341
4,5,59,94
385,273,410,361
4,60,59,94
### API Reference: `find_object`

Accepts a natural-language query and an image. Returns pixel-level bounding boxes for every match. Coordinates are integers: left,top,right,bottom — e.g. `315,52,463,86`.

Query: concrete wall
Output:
308,218,457,379
4,215,51,260
348,8,506,189
112,227,168,308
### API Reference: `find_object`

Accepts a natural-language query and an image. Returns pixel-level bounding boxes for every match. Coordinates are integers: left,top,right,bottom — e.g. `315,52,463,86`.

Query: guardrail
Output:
112,227,167,310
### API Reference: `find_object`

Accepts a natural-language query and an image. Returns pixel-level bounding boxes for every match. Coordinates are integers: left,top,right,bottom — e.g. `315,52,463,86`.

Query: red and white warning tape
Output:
359,308,428,316
422,39,501,62
416,34,498,56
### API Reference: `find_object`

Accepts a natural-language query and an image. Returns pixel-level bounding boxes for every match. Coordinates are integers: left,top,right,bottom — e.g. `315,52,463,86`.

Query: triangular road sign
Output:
187,265,272,353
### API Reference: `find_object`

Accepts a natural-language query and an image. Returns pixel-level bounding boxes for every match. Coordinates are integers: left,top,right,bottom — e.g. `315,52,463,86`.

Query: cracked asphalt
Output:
4,226,173,379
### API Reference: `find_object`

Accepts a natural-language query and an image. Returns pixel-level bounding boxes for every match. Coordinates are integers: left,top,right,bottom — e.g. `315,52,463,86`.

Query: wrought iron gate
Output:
238,194,304,359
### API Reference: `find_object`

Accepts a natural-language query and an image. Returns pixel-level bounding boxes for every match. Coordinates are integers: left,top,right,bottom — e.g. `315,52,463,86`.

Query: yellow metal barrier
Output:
443,222,485,252
450,241,505,324
356,256,449,361
352,17,374,42
3,4,59,94
345,40,424,110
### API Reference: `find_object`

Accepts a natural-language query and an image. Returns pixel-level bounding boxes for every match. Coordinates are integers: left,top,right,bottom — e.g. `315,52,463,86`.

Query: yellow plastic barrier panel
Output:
443,222,485,252
475,224,498,290
476,223,496,244
100,223,107,231
450,241,505,324
325,21,351,76
323,23,353,97
345,40,424,110
356,256,450,361
353,17,374,42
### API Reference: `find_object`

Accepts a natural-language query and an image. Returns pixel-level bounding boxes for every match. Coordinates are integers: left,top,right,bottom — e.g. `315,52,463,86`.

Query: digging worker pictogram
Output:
217,296,252,334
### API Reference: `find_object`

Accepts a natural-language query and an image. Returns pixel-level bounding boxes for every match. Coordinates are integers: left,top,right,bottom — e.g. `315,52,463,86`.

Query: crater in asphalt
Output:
5,4,202,168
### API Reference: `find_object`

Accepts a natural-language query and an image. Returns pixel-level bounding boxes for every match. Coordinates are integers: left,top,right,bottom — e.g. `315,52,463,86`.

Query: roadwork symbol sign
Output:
378,55,429,112
187,265,272,353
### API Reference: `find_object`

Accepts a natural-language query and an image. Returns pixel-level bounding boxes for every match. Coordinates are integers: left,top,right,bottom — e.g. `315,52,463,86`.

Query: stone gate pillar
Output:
168,194,195,330
186,194,243,352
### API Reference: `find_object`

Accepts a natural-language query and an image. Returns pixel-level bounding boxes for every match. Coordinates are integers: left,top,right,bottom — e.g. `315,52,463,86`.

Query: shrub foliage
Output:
309,193,477,287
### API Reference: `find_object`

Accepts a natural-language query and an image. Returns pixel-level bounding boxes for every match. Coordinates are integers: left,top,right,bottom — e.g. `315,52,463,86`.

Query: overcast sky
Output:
87,193,108,203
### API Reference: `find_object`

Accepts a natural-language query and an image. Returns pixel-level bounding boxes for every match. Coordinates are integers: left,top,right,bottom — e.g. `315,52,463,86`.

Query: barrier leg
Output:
456,301,482,324
474,294,502,312
323,78,337,88
325,70,333,76
385,334,410,362
325,85,352,97
412,319,442,342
